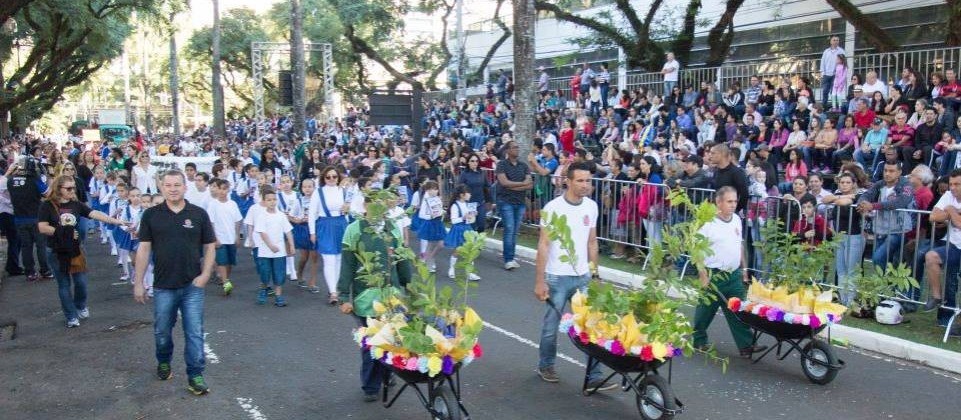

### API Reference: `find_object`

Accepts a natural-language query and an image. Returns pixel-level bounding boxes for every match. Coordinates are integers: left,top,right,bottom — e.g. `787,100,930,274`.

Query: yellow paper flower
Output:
427,355,442,376
373,301,387,315
651,342,668,360
463,307,483,329
617,313,640,349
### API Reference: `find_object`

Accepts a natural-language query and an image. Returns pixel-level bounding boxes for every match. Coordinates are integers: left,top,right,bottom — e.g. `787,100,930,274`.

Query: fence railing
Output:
425,46,961,105
435,166,959,341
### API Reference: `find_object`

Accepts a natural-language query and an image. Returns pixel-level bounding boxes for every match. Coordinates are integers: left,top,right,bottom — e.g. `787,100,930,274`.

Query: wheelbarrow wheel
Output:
430,384,462,420
801,340,839,385
636,374,677,420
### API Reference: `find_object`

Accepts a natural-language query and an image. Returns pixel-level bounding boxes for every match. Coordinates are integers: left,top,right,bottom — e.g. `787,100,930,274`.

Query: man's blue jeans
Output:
354,315,387,395
498,201,525,263
835,234,866,305
538,273,602,381
154,284,206,377
47,249,87,321
663,81,676,96
820,75,834,107
872,233,904,270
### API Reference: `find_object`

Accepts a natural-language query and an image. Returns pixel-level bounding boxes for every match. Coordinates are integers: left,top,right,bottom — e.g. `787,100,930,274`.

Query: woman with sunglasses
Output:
308,167,350,305
457,153,489,232
38,175,126,328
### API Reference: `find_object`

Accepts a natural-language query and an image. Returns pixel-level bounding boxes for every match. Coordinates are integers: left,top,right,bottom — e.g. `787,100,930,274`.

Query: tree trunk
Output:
290,0,306,139
705,0,743,67
825,0,899,52
671,0,701,66
513,0,536,160
168,12,181,137
211,0,226,137
946,0,961,46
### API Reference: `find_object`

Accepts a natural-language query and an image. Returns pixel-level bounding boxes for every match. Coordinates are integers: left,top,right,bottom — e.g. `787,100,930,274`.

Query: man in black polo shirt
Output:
134,170,216,396
496,140,533,270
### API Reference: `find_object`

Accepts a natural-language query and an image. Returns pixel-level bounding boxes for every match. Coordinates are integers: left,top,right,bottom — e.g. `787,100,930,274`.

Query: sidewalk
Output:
483,236,961,376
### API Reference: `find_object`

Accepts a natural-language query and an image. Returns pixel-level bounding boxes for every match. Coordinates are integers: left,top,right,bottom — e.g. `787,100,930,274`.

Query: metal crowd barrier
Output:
434,168,959,340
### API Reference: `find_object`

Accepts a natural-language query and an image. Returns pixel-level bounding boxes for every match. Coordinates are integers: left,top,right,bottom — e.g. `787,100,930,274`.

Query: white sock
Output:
286,256,297,280
321,254,341,295
449,256,457,275
119,250,130,277
420,240,428,256
144,265,154,289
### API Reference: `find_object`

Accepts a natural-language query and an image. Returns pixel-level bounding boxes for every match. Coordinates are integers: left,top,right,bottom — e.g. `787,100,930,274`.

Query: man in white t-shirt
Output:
661,52,680,96
533,161,614,390
692,187,767,357
185,173,211,209
922,169,961,335
205,178,242,295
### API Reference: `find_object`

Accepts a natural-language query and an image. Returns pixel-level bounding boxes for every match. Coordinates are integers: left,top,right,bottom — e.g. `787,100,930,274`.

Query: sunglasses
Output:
325,175,338,180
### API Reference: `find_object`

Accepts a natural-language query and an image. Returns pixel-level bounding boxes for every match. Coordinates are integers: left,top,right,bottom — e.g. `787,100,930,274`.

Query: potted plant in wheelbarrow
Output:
350,188,484,420
726,220,850,384
551,190,726,420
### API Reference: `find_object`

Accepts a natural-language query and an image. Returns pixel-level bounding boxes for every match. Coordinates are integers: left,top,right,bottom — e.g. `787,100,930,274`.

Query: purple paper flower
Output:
673,347,684,357
442,355,455,375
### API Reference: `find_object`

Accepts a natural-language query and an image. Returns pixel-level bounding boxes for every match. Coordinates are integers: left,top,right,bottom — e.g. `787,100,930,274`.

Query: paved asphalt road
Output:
2,237,961,420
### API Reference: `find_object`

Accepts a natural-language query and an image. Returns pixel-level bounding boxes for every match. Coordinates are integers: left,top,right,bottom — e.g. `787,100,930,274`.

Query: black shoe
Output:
739,344,768,358
363,393,378,402
923,298,943,312
6,269,24,276
39,271,54,280
157,362,172,380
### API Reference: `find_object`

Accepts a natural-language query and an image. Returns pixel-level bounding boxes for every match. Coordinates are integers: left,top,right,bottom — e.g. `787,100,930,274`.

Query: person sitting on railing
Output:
858,159,915,271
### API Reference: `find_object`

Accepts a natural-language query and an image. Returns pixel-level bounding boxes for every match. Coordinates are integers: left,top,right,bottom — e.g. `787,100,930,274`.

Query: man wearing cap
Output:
538,66,549,96
846,85,866,115
855,118,889,169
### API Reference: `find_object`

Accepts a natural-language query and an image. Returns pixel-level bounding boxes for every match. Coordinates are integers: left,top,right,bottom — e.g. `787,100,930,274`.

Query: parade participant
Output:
408,176,427,243
338,196,412,402
100,172,119,252
292,178,319,293
134,169,217,396
205,178,242,296
308,166,349,305
38,175,125,328
444,184,481,281
7,155,52,281
416,180,446,273
131,152,158,194
252,186,295,307
108,183,131,278
692,186,768,357
185,172,211,209
138,194,156,298
88,166,108,243
117,187,144,283
275,175,300,287
533,161,615,389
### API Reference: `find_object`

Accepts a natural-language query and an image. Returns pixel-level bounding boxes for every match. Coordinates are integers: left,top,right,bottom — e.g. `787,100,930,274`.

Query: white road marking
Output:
482,321,586,368
203,333,220,364
236,397,268,420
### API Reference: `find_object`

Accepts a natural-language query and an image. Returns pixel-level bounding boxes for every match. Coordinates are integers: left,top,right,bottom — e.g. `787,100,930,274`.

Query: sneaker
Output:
586,379,620,391
187,375,209,396
298,281,308,289
448,269,456,279
275,296,287,307
40,271,54,280
222,281,234,296
308,286,321,294
257,288,268,305
739,344,768,358
537,366,559,383
26,273,39,282
111,248,118,256
266,287,276,297
429,263,437,274
157,362,172,380
363,393,378,403
78,308,89,320
468,273,481,282
100,238,108,245
66,318,80,328
504,260,520,270
120,273,130,282
328,294,339,305
923,298,943,312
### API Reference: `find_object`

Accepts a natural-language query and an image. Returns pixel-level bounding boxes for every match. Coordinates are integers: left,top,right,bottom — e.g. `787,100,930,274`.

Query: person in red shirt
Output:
852,98,877,130
570,68,582,104
558,119,576,155
791,193,832,248
941,69,961,98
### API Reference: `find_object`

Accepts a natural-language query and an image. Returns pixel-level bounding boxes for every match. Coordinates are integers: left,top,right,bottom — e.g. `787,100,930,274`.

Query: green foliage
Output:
757,219,841,293
849,263,919,311
540,210,582,275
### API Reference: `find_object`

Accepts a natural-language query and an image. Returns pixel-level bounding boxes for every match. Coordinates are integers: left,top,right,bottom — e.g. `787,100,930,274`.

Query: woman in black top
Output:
456,153,489,232
299,147,322,182
823,172,865,305
259,147,284,176
37,175,124,328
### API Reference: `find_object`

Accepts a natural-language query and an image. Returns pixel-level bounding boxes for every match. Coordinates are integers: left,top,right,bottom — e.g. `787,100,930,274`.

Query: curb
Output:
482,236,961,375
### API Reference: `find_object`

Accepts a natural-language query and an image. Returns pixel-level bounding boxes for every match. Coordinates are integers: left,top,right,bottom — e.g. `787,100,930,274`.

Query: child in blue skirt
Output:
408,176,428,242
416,180,446,273
110,185,137,282
444,184,480,281
291,178,318,291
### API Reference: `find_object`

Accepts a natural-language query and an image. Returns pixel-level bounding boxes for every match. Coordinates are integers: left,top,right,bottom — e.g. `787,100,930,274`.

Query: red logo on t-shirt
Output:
583,215,590,226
